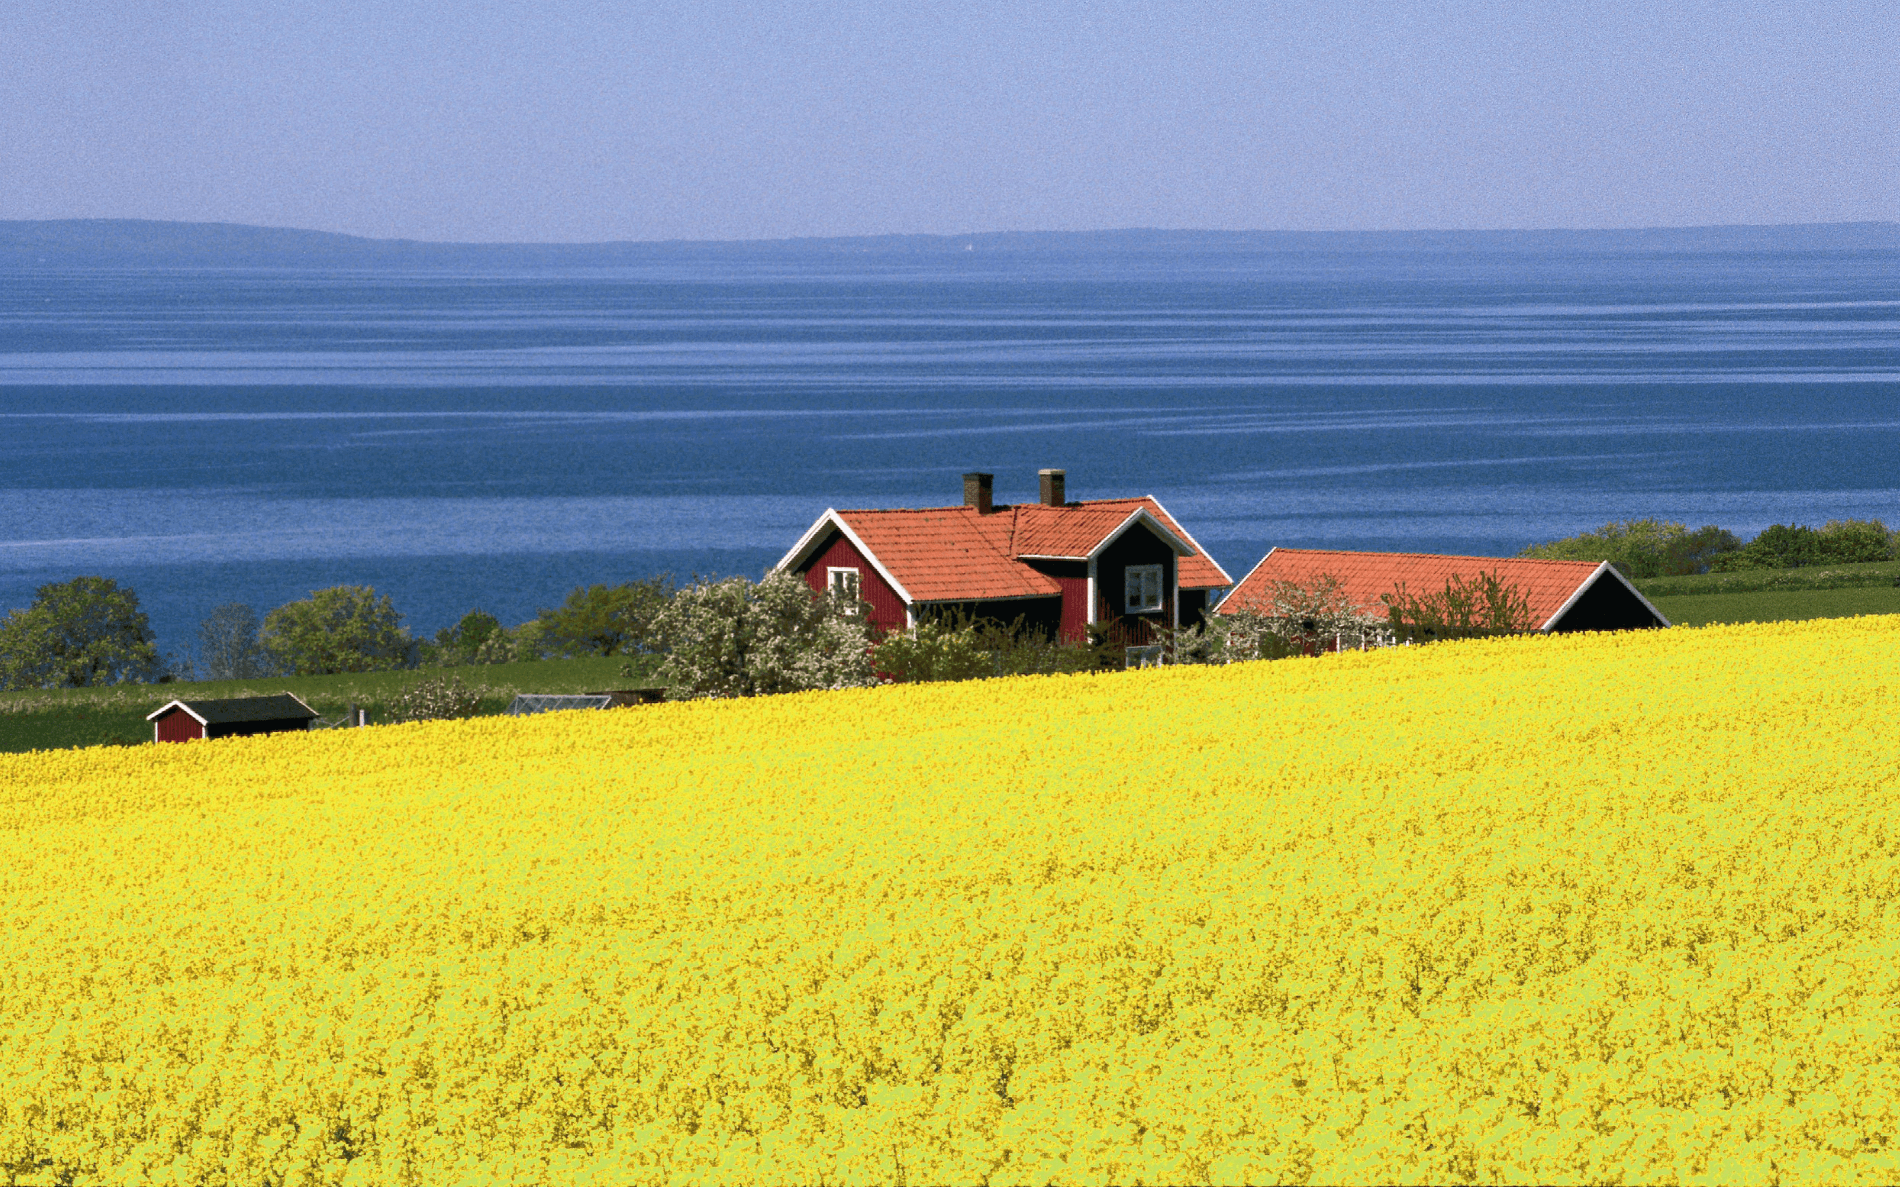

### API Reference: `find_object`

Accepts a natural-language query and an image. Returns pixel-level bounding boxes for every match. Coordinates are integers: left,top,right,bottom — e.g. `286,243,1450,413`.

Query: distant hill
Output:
1,218,1895,268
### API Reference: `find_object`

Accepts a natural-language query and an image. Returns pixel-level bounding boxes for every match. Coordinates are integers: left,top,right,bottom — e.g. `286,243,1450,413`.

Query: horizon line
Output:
5,215,1898,251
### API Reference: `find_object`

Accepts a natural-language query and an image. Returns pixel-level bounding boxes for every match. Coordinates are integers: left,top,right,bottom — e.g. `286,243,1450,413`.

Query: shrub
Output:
1520,519,1740,577
655,571,874,699
1383,570,1537,641
1711,519,1894,572
386,674,486,722
873,616,994,683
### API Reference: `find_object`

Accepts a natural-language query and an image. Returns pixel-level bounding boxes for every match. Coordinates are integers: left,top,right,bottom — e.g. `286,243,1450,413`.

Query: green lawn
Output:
0,655,663,755
1635,559,1900,598
1651,585,1900,628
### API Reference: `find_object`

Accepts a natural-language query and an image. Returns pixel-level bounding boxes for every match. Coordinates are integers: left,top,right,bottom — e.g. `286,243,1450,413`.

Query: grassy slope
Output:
0,655,660,754
1652,585,1900,628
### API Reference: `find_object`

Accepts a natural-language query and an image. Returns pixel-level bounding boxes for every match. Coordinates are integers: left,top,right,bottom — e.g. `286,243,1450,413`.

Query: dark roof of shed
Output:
146,694,319,724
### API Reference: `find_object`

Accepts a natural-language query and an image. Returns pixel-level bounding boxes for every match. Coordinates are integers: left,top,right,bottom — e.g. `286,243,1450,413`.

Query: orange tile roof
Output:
1220,548,1606,630
822,496,1234,605
834,507,1061,602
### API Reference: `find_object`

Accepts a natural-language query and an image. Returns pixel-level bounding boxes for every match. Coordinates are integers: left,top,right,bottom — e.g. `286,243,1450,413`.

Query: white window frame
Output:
1124,564,1164,614
826,566,863,612
1125,645,1164,669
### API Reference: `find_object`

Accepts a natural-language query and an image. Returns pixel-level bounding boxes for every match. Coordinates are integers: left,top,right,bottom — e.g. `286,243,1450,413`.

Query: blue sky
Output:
2,0,1893,241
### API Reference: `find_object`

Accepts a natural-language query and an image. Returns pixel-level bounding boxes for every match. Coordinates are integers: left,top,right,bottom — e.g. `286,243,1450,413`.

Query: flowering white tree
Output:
655,571,875,699
1179,574,1389,664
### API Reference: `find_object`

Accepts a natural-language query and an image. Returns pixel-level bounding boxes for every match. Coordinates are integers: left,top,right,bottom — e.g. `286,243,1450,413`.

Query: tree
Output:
431,609,503,664
199,602,277,680
261,585,411,675
654,571,874,699
0,576,164,689
537,578,674,657
1382,570,1536,641
1520,519,1740,577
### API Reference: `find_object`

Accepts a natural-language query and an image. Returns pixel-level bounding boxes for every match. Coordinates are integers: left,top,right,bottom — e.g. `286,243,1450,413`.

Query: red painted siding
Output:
800,532,909,634
1024,559,1090,642
154,708,203,743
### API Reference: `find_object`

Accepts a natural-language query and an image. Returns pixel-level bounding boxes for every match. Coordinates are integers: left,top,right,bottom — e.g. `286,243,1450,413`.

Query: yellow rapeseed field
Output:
3,617,1899,1186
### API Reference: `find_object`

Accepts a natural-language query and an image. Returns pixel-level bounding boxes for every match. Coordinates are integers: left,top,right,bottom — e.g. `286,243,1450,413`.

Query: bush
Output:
873,616,994,683
1520,519,1740,577
1383,570,1537,641
1711,520,1895,572
655,572,874,699
874,612,1111,682
261,586,412,676
0,576,164,690
386,674,487,722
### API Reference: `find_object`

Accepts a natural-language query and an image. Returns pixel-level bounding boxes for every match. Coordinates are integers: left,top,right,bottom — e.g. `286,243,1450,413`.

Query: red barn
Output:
775,470,1232,664
147,694,320,743
1220,548,1670,635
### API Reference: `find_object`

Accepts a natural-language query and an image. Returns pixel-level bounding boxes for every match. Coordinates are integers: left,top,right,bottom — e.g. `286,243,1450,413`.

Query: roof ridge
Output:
1269,547,1599,566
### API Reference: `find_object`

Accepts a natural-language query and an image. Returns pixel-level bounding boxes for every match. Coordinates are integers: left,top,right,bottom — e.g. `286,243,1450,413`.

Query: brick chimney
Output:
1039,469,1066,507
963,472,994,514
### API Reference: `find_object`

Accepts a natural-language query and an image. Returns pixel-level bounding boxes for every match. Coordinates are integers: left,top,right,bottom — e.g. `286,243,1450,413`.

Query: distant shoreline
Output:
3,217,1897,269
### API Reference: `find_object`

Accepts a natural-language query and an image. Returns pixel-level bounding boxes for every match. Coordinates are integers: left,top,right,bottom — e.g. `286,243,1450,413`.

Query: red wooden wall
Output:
799,532,909,634
153,708,204,743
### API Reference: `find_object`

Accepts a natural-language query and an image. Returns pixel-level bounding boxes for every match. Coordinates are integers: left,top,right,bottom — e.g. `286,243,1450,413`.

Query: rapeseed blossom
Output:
3,617,1899,1185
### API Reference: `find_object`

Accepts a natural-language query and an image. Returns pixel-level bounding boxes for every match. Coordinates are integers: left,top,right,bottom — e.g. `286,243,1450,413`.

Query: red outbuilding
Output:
1220,548,1671,635
775,469,1232,665
147,694,320,743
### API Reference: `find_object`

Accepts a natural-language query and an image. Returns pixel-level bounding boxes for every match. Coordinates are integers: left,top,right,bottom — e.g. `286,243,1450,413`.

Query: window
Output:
1124,564,1163,613
827,567,862,612
1125,645,1164,670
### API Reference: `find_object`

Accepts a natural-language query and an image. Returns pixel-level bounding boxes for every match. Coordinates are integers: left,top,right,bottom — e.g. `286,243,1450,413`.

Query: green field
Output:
1649,584,1900,628
0,655,661,754
1634,558,1900,598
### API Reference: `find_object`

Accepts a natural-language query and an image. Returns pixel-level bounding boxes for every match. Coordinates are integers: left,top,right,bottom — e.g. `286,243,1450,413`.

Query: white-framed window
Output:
1124,564,1164,613
827,567,862,612
1125,645,1164,669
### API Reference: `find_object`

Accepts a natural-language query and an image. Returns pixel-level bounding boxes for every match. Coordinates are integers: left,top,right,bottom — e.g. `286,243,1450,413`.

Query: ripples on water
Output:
1,244,1895,652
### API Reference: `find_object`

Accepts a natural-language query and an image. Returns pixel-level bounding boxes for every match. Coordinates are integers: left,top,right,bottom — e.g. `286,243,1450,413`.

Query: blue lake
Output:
1,241,1896,658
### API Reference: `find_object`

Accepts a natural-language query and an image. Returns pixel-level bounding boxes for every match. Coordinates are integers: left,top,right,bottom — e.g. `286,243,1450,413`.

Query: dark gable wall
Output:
1549,575,1669,632
1179,588,1210,627
798,532,909,634
1093,527,1177,647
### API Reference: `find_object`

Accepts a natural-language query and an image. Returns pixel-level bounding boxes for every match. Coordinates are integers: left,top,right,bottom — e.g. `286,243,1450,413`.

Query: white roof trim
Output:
1087,508,1193,560
1214,546,1277,615
771,508,915,605
1142,494,1234,585
145,699,207,724
1541,561,1671,631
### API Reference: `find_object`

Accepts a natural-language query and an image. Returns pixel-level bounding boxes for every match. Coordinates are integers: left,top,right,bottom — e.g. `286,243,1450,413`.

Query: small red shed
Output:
147,694,320,743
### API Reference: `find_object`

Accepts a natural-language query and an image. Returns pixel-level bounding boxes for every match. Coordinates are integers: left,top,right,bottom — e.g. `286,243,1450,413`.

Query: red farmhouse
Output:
1220,549,1670,633
776,470,1232,660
